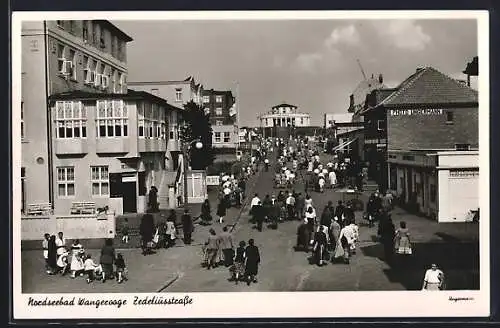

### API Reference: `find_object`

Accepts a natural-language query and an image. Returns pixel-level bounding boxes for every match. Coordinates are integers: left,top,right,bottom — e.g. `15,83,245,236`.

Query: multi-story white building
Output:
260,103,311,128
21,20,133,214
48,90,182,214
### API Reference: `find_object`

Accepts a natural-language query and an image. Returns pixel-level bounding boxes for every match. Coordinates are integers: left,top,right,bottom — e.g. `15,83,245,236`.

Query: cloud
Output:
324,25,360,49
294,52,323,73
373,20,431,51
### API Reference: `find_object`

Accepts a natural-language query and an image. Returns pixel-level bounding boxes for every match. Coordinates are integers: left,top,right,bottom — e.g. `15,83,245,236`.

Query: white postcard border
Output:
11,10,490,319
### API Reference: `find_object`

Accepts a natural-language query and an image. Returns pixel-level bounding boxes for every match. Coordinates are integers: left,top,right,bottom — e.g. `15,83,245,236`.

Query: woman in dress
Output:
165,216,177,248
304,194,313,210
216,199,227,224
394,221,412,266
305,205,317,245
204,229,219,269
100,238,116,282
70,239,85,278
394,221,412,254
244,239,261,286
230,241,246,284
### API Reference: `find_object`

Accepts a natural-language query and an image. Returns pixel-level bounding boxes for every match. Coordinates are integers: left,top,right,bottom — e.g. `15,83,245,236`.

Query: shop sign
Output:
390,109,444,116
206,175,220,186
449,169,479,178
365,138,387,144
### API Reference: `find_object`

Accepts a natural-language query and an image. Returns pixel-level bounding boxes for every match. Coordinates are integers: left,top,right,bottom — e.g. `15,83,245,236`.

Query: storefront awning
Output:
332,137,358,152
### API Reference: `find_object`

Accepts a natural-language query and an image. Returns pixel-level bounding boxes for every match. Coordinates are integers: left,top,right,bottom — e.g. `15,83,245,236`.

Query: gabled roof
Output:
379,67,478,107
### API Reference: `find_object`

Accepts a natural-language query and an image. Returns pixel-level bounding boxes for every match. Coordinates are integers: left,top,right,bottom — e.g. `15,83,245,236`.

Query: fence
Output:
21,213,116,241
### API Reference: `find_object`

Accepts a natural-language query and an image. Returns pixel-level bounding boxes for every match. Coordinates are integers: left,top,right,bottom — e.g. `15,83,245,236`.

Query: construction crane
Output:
356,59,367,81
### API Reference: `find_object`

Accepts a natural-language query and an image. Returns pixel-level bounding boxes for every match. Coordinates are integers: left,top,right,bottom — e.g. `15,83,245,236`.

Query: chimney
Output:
378,74,383,84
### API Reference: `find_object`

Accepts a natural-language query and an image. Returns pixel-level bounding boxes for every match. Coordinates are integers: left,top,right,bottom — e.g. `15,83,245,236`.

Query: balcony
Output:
55,138,89,155
96,138,130,154
138,138,167,153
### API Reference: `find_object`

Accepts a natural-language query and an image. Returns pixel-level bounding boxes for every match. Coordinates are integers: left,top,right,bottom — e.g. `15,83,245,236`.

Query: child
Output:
121,218,129,244
83,254,102,283
115,253,128,284
56,248,69,276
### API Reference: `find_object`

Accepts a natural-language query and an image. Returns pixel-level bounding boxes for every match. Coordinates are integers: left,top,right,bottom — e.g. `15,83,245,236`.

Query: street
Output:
21,146,479,293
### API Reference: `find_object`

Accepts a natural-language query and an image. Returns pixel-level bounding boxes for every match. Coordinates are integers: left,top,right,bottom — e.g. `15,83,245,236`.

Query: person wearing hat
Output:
422,264,445,291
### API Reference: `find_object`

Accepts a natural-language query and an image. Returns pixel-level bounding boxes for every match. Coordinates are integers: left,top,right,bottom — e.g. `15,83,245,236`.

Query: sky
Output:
113,19,478,126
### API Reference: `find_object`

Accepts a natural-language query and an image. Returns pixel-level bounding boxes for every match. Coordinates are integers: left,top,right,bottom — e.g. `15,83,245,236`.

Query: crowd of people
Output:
41,232,128,284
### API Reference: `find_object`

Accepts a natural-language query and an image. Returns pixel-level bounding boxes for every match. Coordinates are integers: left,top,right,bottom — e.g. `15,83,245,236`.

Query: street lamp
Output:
183,138,203,208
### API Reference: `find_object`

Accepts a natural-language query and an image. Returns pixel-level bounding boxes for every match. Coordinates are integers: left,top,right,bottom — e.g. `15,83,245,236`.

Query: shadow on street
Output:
360,240,479,290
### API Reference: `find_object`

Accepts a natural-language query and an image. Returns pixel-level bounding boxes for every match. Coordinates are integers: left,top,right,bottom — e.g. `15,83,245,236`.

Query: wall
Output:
212,124,238,148
129,82,194,107
21,213,116,241
202,90,236,125
387,107,478,150
22,22,51,207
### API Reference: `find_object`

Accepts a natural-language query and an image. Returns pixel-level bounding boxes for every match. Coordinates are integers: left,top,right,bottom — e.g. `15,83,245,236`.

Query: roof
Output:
272,103,297,109
100,20,133,42
48,89,182,111
380,67,478,107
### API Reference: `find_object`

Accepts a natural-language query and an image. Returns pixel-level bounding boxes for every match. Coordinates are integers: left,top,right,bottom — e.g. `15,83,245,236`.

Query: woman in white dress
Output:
70,239,85,278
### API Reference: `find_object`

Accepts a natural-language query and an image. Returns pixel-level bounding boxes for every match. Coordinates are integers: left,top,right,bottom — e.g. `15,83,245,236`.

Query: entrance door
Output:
122,182,137,213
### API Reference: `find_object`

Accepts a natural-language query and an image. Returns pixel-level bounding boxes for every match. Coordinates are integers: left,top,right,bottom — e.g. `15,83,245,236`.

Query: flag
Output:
229,104,237,117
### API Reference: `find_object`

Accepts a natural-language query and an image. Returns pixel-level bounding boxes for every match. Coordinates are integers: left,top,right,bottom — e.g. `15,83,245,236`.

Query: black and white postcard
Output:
11,10,490,319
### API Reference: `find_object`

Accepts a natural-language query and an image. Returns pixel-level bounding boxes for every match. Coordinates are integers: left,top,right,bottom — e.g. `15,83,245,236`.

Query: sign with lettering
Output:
206,175,220,186
365,138,387,145
390,109,444,116
449,169,479,178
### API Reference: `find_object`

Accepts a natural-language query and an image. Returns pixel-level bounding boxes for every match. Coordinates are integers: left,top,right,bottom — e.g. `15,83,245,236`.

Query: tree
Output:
179,101,215,170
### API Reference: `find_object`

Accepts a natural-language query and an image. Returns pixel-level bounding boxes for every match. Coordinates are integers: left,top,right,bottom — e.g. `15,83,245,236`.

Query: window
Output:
21,101,25,140
101,65,109,90
93,61,102,87
117,40,124,61
215,108,223,116
446,111,454,123
216,95,223,103
69,21,75,34
117,73,126,93
138,102,145,137
215,120,223,126
83,56,95,85
96,100,128,137
203,96,210,103
57,167,75,197
82,21,89,43
57,44,68,77
91,166,109,196
151,88,159,96
55,101,87,138
204,107,211,115
223,132,230,143
175,89,183,102
138,102,166,139
56,20,64,29
377,120,385,131
169,131,174,139
68,49,76,80
214,132,221,143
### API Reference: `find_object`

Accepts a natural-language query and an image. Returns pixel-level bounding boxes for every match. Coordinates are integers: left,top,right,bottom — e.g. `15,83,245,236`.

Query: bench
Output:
70,201,97,215
26,203,53,216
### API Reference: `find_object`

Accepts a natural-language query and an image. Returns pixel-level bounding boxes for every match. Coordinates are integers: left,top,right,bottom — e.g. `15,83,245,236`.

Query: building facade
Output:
364,67,479,222
128,77,204,108
21,20,133,213
48,90,182,215
202,89,238,149
260,103,311,139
